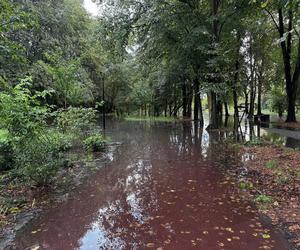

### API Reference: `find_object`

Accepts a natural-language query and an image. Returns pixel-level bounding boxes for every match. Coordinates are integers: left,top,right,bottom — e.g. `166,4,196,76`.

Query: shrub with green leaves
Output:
0,130,14,171
55,107,97,137
0,78,65,185
14,132,65,185
83,134,106,151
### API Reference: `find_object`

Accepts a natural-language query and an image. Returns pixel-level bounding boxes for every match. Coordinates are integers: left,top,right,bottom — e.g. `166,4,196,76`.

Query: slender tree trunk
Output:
208,91,219,129
233,31,241,118
224,102,230,117
187,83,192,118
199,97,204,127
244,88,249,114
217,100,223,117
256,60,264,116
194,79,200,121
248,36,255,119
182,83,187,117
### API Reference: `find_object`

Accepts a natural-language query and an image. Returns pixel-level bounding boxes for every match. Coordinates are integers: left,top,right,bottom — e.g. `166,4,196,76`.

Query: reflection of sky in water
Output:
78,210,125,250
79,223,124,250
78,159,155,249
127,193,143,223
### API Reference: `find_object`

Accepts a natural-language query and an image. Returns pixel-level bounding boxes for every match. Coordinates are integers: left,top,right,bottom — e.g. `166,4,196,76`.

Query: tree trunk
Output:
182,83,187,117
194,79,200,121
208,91,219,129
224,102,230,117
257,82,262,116
217,100,223,117
244,89,249,114
277,8,299,122
207,0,221,129
248,36,255,119
233,31,241,118
199,97,204,127
187,83,192,118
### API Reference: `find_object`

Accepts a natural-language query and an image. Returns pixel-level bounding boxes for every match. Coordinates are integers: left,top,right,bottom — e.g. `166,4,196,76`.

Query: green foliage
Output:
0,130,14,171
265,160,278,170
83,134,106,151
267,87,287,117
13,131,65,185
35,54,94,107
276,175,289,185
55,107,97,136
0,79,64,185
244,137,264,146
0,77,52,137
254,194,273,204
239,181,254,190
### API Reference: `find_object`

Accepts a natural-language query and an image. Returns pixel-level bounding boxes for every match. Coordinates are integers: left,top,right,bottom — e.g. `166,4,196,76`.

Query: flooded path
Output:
11,121,289,250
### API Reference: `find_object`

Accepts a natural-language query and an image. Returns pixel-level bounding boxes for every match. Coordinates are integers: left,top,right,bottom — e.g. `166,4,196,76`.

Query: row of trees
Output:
96,0,300,128
1,0,300,128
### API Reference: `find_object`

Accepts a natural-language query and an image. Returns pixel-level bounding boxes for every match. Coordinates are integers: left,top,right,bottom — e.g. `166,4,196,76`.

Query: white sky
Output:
83,0,100,16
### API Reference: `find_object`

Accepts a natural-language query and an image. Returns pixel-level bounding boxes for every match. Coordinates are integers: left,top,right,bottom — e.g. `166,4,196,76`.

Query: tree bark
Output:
244,88,249,114
194,79,200,121
199,97,204,127
248,36,255,119
233,31,241,118
187,83,192,118
224,102,229,117
256,58,264,116
182,82,187,117
278,8,299,122
208,91,219,129
207,0,221,129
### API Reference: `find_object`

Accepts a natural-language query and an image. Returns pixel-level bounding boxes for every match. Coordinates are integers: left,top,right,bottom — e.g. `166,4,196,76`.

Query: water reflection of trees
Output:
14,121,300,249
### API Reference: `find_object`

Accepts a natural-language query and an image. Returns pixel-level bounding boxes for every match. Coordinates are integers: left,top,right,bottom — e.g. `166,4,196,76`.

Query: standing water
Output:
11,121,289,250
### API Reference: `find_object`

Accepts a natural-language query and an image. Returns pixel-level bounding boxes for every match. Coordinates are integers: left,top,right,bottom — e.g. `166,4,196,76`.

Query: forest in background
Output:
1,0,300,184
1,0,300,126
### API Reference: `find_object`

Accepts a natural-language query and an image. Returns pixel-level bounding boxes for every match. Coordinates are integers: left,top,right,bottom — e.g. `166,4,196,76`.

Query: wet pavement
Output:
11,121,289,250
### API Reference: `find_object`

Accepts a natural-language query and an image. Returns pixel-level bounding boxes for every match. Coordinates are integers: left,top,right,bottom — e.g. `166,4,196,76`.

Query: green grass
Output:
124,116,178,122
265,160,278,170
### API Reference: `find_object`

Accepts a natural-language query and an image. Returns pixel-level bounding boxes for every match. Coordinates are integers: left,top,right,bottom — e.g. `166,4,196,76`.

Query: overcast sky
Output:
83,0,99,16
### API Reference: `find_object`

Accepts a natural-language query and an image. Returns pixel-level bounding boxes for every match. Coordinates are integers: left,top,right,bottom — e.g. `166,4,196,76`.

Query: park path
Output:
12,121,289,250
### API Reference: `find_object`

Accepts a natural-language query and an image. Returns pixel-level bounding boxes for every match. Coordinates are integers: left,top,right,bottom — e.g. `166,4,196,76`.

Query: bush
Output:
0,79,65,185
14,131,65,185
0,129,14,171
83,134,106,151
267,87,287,117
55,107,97,136
0,79,104,185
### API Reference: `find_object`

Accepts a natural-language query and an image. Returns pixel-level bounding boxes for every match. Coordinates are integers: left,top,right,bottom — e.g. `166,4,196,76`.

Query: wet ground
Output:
10,121,289,250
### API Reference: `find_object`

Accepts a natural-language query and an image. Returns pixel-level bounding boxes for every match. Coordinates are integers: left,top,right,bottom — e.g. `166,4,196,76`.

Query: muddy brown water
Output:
11,121,289,250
